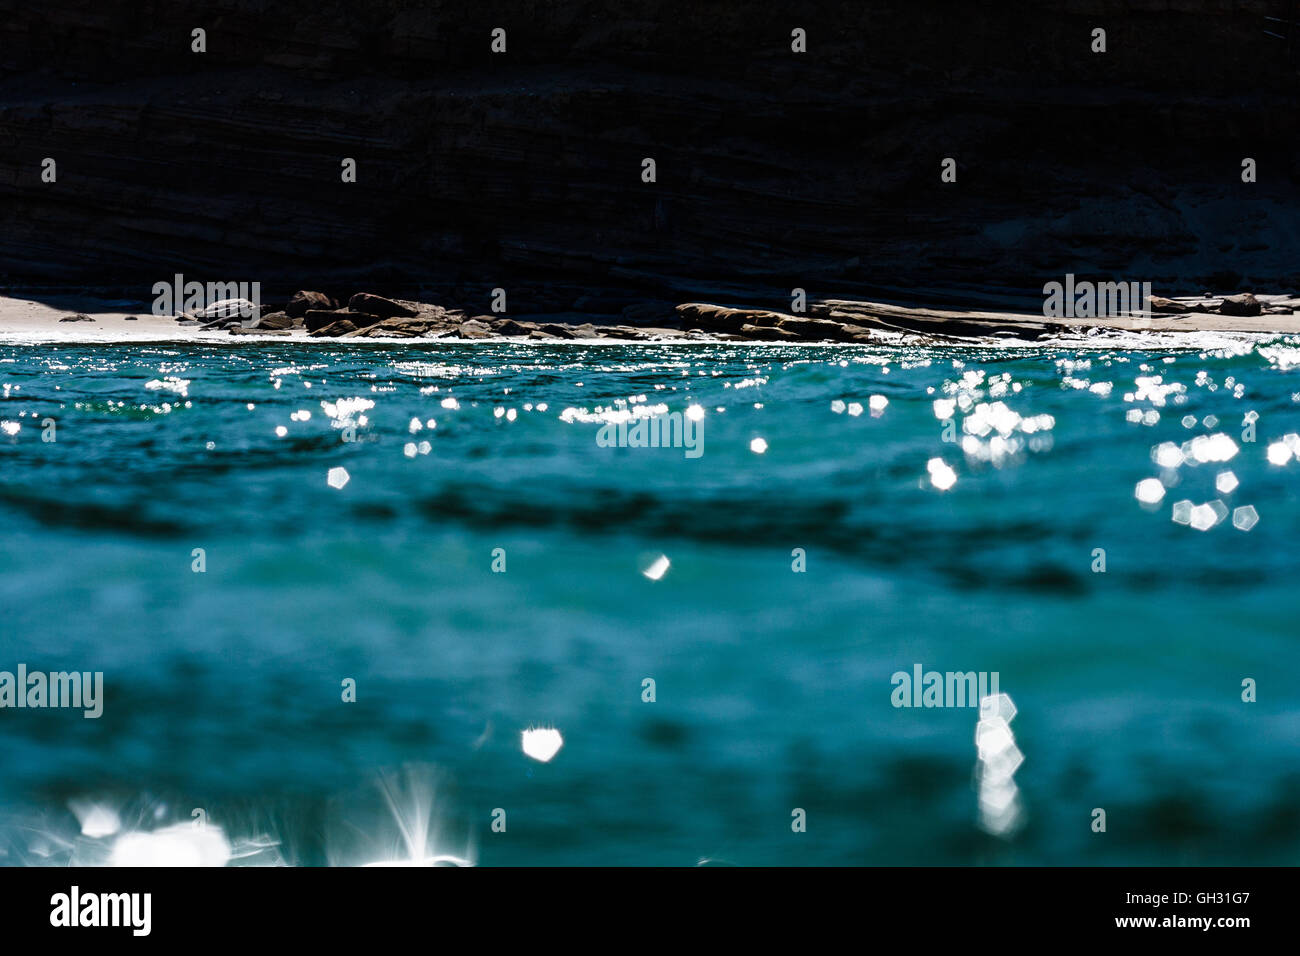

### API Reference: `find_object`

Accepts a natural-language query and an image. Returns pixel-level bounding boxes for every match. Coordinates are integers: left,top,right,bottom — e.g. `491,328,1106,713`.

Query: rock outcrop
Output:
255,311,299,330
285,291,336,317
191,285,1299,340
348,294,418,319
1147,296,1190,315
1218,293,1263,317
2,2,1298,306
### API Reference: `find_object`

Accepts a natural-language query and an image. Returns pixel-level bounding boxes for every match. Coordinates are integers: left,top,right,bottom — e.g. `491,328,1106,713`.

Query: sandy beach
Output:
0,296,206,343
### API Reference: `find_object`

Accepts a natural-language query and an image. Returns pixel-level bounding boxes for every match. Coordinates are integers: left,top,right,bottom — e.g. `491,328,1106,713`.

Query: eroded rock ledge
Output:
185,289,1300,342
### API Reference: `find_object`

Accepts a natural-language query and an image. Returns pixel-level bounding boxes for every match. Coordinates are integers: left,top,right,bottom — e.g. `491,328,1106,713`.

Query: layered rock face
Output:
1,1,1298,311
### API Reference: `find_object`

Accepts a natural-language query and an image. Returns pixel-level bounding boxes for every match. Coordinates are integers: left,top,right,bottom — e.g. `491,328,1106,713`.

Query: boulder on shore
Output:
776,316,856,340
1218,293,1262,316
1147,296,1190,314
285,291,336,317
738,323,802,341
304,309,373,331
255,311,298,330
676,303,791,332
348,293,418,319
343,317,446,337
200,316,246,330
490,318,536,336
308,318,359,337
193,298,258,320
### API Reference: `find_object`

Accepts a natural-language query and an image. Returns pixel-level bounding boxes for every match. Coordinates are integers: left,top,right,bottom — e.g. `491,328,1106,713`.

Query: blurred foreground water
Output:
0,334,1298,865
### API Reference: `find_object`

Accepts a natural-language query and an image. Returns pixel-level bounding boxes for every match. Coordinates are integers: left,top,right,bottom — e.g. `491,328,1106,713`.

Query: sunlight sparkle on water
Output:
110,823,232,867
1153,442,1185,468
70,800,121,839
927,458,957,490
975,694,1023,837
1266,441,1293,465
641,554,671,580
1135,478,1166,505
363,854,473,867
1186,434,1238,463
1233,505,1259,531
521,728,564,763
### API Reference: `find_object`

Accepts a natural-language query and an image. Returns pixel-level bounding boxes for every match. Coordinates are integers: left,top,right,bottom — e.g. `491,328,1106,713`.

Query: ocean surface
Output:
1,333,1298,866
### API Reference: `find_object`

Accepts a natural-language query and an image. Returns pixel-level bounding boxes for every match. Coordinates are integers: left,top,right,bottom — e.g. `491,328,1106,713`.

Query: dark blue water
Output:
1,336,1298,865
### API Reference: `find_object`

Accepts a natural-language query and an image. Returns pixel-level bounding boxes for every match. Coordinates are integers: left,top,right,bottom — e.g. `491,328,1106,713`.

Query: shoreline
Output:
2,291,1297,346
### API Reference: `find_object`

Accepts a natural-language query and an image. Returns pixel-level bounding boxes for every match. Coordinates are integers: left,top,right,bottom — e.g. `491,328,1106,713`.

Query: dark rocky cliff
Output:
1,1,1298,311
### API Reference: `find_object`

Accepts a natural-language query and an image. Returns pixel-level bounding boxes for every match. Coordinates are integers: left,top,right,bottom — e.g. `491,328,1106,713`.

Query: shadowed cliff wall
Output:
1,1,1297,308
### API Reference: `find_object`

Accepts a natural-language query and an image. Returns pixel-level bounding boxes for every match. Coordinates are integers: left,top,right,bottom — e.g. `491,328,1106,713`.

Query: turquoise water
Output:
1,336,1298,865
